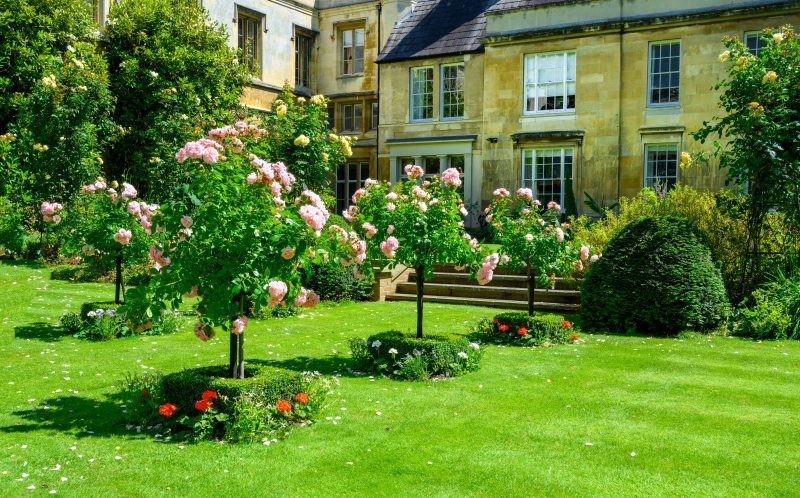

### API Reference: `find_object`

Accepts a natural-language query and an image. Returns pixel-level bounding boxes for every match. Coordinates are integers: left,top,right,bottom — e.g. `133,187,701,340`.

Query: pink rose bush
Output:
120,121,363,378
348,166,490,338
485,188,574,315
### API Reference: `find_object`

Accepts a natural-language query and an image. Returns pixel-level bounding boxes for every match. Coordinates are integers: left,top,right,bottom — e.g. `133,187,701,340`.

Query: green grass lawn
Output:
1,260,799,497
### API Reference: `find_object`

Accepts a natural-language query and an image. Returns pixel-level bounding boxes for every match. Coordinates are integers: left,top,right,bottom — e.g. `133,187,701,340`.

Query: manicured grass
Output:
1,260,799,497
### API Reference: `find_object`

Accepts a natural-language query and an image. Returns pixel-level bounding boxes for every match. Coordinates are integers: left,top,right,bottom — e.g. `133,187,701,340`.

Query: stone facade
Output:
377,0,800,215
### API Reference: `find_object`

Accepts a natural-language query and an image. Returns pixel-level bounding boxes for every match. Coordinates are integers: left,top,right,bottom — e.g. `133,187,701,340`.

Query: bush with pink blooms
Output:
348,165,492,338
485,188,574,315
120,122,364,378
53,178,153,303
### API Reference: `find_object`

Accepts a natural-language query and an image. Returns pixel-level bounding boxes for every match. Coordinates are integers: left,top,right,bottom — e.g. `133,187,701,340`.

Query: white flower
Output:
86,311,96,318
457,352,468,359
150,71,159,78
469,342,480,350
372,340,382,348
388,348,398,354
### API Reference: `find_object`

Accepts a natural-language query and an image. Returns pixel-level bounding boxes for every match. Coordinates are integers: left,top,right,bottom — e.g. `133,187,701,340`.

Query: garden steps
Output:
386,266,582,314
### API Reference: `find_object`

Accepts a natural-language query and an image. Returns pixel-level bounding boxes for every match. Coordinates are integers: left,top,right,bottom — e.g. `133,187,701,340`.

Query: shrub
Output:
59,312,82,335
580,217,730,334
123,366,331,442
734,274,800,340
305,262,374,302
0,197,24,256
473,312,575,347
349,331,484,381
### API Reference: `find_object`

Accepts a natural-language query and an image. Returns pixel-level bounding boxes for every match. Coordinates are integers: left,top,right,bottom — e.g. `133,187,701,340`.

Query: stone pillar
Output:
437,155,449,173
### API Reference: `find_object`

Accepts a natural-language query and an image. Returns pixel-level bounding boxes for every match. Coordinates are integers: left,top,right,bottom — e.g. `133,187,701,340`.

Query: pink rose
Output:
362,222,377,238
113,228,132,246
525,233,534,242
516,188,533,201
441,168,462,188
231,316,248,335
281,247,295,259
181,216,193,229
380,236,399,257
387,225,394,235
500,255,510,265
268,281,288,300
580,246,590,261
556,227,565,242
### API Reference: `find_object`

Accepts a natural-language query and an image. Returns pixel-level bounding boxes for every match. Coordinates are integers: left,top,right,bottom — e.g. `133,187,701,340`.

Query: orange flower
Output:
276,399,292,412
517,327,528,335
562,320,572,328
159,403,177,417
493,318,499,324
571,334,579,341
201,390,218,402
195,399,211,411
295,393,310,403
498,324,509,332
280,300,286,306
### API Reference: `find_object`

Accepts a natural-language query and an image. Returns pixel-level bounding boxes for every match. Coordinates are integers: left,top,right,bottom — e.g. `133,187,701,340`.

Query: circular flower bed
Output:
349,331,484,381
473,312,575,347
119,365,332,442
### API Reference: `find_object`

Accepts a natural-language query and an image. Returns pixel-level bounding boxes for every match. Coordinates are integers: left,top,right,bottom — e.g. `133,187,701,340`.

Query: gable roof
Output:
376,0,501,64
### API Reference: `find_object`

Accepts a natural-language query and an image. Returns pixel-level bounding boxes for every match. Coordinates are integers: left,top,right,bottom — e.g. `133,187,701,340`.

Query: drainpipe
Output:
375,3,382,180
616,1,623,207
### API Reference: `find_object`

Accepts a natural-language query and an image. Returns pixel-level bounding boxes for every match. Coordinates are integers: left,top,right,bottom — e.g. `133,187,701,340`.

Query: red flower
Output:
493,318,499,324
517,327,528,336
201,390,218,402
276,399,292,412
295,393,310,404
159,403,177,417
498,324,509,332
571,334,579,341
562,320,572,328
195,399,211,411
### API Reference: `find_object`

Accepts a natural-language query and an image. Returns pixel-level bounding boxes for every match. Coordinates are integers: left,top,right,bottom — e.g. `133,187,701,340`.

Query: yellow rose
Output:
773,32,784,44
276,104,287,117
762,71,777,84
718,51,730,62
294,134,310,147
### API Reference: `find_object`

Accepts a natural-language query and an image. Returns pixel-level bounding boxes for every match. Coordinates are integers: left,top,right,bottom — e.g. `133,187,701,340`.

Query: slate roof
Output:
485,0,580,14
375,0,502,64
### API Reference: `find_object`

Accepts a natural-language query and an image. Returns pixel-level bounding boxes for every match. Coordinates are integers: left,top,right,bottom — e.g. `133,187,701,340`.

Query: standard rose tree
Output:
348,165,495,339
43,179,153,303
120,121,363,378
486,188,573,315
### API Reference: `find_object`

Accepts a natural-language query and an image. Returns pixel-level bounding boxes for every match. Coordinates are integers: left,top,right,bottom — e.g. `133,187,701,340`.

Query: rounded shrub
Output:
580,216,729,334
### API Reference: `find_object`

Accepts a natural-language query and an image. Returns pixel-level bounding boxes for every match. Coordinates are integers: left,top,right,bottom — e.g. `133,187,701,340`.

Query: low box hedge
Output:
475,311,574,346
349,330,484,381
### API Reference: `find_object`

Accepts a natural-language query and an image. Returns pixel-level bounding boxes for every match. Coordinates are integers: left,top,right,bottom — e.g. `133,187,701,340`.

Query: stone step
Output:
408,271,579,290
385,293,580,313
395,282,581,304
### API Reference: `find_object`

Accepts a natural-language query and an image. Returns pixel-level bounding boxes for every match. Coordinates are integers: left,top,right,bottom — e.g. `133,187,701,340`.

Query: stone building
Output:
376,0,800,214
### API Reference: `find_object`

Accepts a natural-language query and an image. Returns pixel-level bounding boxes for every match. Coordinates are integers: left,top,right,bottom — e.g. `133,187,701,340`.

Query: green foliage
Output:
472,312,574,347
305,262,374,302
583,191,619,218
147,366,330,441
58,311,82,335
261,88,354,189
0,196,24,255
693,26,800,227
581,217,730,334
103,0,250,201
349,331,484,381
564,178,578,218
734,274,800,340
570,184,776,302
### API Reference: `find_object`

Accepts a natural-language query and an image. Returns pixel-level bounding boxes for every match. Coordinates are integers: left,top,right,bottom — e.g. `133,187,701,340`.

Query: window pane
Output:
424,157,440,176
343,105,352,131
524,148,573,208
354,104,362,132
411,67,434,121
648,41,680,106
371,103,378,129
327,106,335,130
525,52,575,114
745,32,768,57
442,64,465,119
645,144,678,192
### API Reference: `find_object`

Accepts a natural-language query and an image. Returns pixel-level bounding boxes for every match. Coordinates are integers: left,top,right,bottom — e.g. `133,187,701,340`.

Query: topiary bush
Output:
733,274,800,340
349,331,483,381
119,366,331,442
580,216,730,334
473,311,575,346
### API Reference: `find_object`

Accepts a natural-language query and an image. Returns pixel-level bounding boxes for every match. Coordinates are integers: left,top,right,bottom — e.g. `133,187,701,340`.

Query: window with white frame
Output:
522,148,573,209
644,144,678,192
341,28,365,75
342,104,362,132
336,162,370,215
410,67,434,121
524,52,576,114
326,105,335,131
371,102,378,130
648,41,681,107
441,64,465,119
745,31,768,57
295,34,311,87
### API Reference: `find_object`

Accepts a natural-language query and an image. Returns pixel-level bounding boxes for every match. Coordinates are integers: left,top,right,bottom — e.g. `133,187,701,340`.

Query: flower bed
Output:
59,302,179,341
349,331,484,381
474,312,575,347
119,365,331,443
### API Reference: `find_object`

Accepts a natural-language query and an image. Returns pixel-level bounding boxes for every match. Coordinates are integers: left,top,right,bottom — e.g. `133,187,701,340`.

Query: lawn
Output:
1,260,799,497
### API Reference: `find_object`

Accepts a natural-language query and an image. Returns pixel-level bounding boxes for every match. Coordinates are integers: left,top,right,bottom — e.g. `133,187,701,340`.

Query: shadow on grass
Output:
244,356,364,379
14,322,72,342
0,391,161,442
